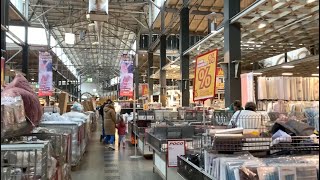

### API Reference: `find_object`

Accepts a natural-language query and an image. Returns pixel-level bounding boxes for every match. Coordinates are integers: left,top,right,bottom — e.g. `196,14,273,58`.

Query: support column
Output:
22,25,29,79
223,0,241,107
180,2,190,107
160,35,167,107
148,52,154,101
1,0,9,52
134,31,140,101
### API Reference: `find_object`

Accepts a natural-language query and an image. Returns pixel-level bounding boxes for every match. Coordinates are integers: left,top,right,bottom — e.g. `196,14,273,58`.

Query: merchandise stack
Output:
1,74,95,180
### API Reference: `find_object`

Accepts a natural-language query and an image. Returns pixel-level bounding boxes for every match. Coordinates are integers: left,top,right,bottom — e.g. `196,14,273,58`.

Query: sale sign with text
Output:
193,50,218,101
216,67,224,91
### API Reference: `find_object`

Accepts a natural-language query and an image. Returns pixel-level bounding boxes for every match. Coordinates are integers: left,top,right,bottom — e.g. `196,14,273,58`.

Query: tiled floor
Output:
71,129,162,180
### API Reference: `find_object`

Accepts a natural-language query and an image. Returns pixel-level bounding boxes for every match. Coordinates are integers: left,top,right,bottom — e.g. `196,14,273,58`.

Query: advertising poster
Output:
38,52,53,97
139,83,149,98
216,67,224,92
193,49,218,101
167,140,185,167
119,54,134,97
1,57,5,86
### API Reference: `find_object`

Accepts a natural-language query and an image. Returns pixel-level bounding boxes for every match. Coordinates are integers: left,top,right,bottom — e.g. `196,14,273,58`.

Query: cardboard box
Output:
59,93,69,115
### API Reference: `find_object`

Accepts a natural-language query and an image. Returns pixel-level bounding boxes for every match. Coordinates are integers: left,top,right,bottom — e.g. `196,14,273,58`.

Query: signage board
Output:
193,50,218,101
38,52,53,97
167,140,186,167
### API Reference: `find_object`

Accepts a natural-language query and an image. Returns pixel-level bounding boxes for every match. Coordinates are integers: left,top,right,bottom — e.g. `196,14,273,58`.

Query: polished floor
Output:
71,128,162,180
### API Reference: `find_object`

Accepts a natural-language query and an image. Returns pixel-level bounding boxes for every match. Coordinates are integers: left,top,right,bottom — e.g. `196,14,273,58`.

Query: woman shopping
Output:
104,102,117,150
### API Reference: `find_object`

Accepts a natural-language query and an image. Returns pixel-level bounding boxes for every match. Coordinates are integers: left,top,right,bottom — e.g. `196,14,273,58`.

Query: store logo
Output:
169,141,184,145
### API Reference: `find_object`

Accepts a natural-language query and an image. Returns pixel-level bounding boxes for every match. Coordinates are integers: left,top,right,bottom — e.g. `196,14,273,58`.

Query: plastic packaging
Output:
1,95,29,139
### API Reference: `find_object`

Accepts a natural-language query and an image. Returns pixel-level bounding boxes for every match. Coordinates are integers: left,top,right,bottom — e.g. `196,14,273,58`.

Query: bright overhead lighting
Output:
31,78,34,81
250,62,254,65
253,72,263,75
307,0,316,3
10,69,14,72
281,65,295,69
65,33,75,45
282,73,293,76
312,74,319,77
317,66,319,69
258,23,267,29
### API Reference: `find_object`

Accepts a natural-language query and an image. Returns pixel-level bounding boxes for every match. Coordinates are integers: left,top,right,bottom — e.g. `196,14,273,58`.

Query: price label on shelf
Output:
193,50,218,101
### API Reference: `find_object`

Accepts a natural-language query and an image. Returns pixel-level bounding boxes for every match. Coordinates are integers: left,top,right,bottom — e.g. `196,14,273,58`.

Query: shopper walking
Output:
99,99,113,142
104,101,117,150
116,116,127,149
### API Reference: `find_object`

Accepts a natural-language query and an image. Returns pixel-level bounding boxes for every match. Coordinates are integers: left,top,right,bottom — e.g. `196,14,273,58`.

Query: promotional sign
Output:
119,54,134,97
193,50,218,101
167,140,186,167
139,83,149,98
1,57,5,86
38,52,53,97
216,67,224,91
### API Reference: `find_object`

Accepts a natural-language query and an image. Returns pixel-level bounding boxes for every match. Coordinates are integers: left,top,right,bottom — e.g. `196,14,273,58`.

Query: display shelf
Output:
177,156,214,180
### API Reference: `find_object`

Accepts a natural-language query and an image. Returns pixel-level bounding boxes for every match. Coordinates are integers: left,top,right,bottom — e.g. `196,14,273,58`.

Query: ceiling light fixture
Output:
65,33,75,45
250,62,254,65
317,66,319,69
31,78,34,81
258,23,267,29
282,73,293,76
252,72,263,75
10,69,14,72
281,65,295,69
312,74,319,77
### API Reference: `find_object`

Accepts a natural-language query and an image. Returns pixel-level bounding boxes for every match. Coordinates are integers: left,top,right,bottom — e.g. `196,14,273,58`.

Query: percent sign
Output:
198,66,212,89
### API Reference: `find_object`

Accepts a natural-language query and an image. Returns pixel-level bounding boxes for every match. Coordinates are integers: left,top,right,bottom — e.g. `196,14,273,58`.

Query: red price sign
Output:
193,50,218,101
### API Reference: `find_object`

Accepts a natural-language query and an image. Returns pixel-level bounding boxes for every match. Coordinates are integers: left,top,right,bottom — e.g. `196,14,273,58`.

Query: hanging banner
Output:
38,52,53,97
119,54,134,97
139,83,149,98
167,140,186,167
1,57,5,86
216,67,224,92
193,49,218,101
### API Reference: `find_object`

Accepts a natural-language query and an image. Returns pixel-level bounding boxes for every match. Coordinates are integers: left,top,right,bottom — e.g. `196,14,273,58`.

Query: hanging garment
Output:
296,77,303,101
290,77,297,100
267,78,275,99
280,77,285,100
283,77,291,100
302,78,308,100
309,77,315,101
314,77,319,100
258,77,268,100
241,73,249,108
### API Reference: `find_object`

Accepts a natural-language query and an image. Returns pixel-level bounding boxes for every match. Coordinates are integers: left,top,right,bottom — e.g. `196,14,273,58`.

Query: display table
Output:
145,126,203,180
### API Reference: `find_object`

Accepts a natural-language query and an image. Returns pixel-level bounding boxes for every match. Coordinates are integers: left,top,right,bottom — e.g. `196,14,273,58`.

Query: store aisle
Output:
71,130,162,180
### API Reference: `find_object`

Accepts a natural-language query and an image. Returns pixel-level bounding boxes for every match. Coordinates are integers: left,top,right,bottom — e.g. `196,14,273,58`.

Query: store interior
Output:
1,0,319,180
